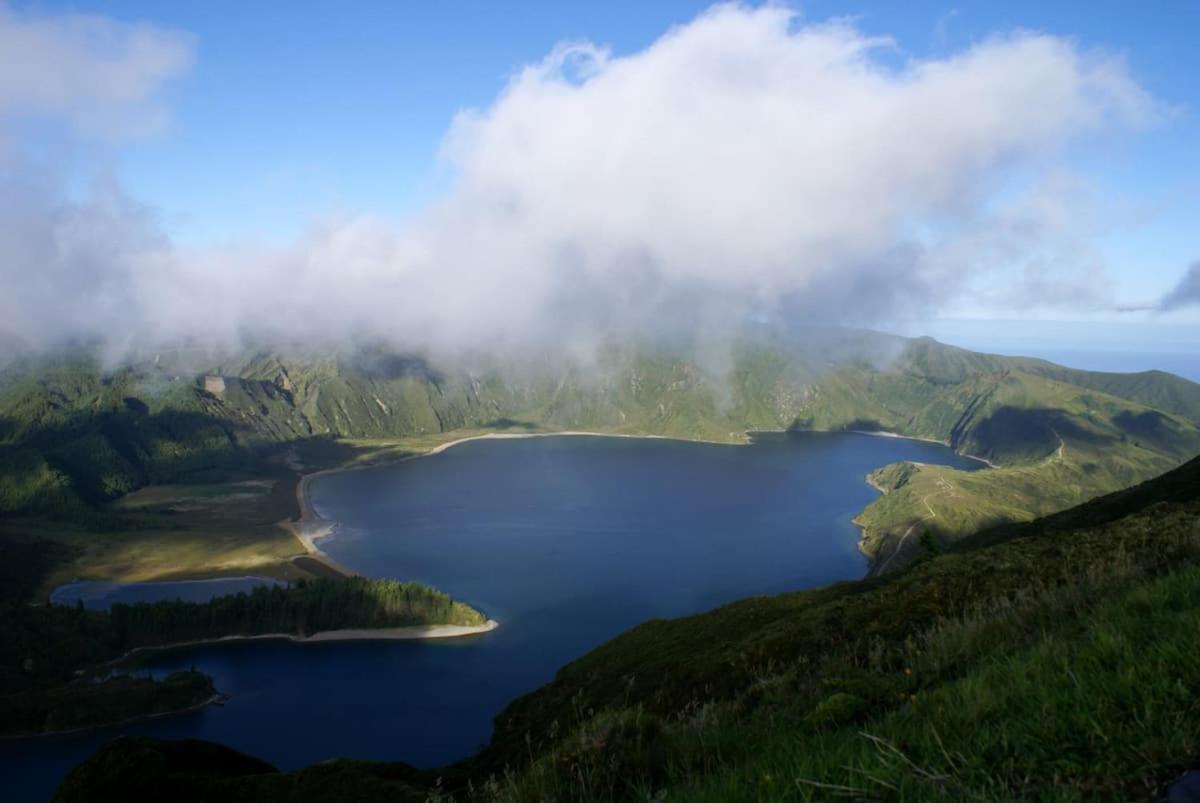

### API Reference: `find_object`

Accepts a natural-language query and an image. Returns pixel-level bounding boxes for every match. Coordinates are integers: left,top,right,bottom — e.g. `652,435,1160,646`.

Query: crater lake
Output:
3,432,983,802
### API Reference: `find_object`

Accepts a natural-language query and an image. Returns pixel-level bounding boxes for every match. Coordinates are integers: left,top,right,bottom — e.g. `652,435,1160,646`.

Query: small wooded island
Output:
0,578,491,737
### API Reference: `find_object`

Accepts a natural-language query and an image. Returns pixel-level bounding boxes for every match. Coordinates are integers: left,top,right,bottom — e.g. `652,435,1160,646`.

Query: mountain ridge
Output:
2,329,1199,572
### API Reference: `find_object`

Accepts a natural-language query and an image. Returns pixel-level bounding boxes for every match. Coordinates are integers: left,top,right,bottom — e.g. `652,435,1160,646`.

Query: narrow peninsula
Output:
1,577,493,738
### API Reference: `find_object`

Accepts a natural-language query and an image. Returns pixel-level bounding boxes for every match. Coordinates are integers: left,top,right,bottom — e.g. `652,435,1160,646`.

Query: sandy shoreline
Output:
849,428,998,468
847,429,1000,575
90,620,501,674
863,473,889,495
287,426,994,585
282,430,748,632
12,619,498,739
289,427,995,567
287,429,751,560
117,620,500,660
0,693,230,741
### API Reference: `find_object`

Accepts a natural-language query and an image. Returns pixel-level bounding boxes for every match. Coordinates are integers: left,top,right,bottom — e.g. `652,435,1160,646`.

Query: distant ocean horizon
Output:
911,320,1200,383
1001,348,1200,383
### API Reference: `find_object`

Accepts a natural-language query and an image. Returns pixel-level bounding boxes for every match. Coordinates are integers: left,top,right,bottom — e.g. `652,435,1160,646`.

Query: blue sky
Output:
100,1,732,244
2,1,1198,358
96,2,1198,273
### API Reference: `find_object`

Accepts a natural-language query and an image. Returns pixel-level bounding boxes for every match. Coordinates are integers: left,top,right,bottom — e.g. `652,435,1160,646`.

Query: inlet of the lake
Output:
2,432,983,802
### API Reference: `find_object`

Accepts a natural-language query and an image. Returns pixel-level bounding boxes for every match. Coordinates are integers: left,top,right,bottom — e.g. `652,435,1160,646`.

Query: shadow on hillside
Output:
0,399,401,525
840,417,888,432
966,406,1116,461
951,452,1200,557
482,418,540,431
344,350,445,384
1110,409,1199,458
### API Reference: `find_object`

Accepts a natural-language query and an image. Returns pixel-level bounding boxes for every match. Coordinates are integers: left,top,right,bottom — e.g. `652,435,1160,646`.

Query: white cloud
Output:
0,2,190,354
0,2,193,141
0,3,1160,356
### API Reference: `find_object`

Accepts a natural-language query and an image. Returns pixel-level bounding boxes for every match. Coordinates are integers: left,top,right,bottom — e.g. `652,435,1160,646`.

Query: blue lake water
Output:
2,432,982,802
50,577,281,611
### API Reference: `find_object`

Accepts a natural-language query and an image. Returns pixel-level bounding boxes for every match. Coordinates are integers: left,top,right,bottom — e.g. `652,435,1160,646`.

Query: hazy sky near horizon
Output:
1,0,1198,356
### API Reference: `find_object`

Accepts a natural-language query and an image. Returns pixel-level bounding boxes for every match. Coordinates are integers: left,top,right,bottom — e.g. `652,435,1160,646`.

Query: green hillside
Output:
55,453,1200,801
846,358,1200,569
3,331,1199,580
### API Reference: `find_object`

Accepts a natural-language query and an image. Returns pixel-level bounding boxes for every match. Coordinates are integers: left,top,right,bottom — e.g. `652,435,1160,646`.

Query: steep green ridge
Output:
848,355,1200,569
1015,359,1200,422
55,455,1200,801
4,330,1198,572
0,354,238,518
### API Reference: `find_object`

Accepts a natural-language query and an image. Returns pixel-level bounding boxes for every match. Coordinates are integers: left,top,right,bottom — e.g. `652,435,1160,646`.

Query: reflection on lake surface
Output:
50,577,281,612
3,432,982,802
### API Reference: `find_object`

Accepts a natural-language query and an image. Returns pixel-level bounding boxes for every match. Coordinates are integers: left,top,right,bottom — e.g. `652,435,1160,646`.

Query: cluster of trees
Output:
0,576,487,735
108,577,487,647
3,576,487,698
0,600,116,696
0,446,84,518
0,670,214,737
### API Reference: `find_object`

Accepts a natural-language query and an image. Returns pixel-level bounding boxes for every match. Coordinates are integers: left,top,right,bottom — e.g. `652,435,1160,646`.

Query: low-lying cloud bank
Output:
0,4,1161,360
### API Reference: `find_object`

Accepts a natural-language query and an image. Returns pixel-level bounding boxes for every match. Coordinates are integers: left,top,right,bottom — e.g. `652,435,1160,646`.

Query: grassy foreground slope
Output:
56,455,1200,801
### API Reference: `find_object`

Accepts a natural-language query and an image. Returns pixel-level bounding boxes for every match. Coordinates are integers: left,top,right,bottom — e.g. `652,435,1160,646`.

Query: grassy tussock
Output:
470,504,1200,801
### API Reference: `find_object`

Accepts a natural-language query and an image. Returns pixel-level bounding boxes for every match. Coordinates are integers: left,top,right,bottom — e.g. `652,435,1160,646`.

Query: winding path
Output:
876,474,957,574
877,430,1068,574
